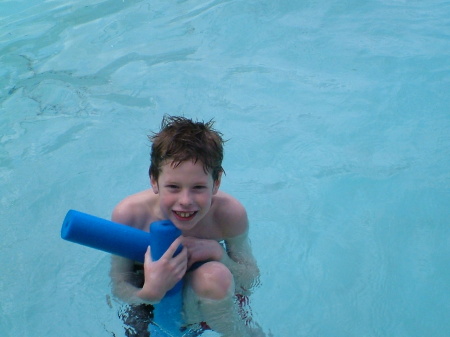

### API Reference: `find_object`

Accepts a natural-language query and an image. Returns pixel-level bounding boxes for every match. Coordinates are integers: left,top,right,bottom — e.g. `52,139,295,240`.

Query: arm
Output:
179,232,260,295
220,231,260,295
180,197,260,295
219,197,260,294
110,240,187,304
110,255,155,304
109,200,188,304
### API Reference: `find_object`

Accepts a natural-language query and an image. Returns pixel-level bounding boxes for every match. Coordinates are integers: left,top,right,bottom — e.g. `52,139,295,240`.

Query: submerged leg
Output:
184,261,256,337
198,293,251,336
117,264,154,337
118,303,154,337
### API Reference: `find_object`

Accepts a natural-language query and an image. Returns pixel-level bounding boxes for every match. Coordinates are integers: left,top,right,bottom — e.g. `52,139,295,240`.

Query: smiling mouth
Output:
173,211,197,220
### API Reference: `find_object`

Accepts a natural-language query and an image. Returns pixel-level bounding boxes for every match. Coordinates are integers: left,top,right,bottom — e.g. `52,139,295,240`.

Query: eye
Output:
166,184,179,190
194,185,207,193
193,185,207,190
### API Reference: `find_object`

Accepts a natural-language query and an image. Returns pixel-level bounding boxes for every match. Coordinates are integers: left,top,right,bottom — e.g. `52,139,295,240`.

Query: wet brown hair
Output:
149,115,225,182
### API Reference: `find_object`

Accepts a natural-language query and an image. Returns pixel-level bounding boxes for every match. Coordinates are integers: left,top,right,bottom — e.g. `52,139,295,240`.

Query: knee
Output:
189,262,234,300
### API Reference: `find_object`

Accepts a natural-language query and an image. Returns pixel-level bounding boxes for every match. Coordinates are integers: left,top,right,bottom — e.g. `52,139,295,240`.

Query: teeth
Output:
176,211,194,218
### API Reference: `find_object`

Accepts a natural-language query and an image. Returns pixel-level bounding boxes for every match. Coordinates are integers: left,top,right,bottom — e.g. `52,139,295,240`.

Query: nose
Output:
179,189,193,207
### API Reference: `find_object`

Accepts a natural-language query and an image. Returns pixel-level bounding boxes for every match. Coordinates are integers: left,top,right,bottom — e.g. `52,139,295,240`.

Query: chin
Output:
173,221,197,234
171,214,203,231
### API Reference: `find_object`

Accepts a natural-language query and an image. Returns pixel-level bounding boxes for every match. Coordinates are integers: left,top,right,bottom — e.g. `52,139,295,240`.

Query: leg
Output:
117,263,154,337
118,303,154,337
183,261,252,337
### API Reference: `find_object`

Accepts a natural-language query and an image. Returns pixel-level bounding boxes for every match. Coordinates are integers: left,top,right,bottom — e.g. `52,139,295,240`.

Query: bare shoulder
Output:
112,189,156,231
213,191,249,238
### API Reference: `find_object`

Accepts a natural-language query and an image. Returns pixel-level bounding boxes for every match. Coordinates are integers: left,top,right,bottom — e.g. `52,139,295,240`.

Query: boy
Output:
110,116,262,336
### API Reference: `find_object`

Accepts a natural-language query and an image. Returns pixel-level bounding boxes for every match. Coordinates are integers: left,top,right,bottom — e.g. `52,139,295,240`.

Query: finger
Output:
144,245,153,265
162,236,183,259
172,244,188,263
179,236,194,246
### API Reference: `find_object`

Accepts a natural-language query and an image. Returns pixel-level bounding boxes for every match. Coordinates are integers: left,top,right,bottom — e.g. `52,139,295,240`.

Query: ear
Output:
150,175,159,194
212,172,222,195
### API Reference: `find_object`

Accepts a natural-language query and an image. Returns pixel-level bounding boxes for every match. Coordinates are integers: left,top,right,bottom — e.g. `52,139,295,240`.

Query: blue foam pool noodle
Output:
61,209,153,263
61,209,184,334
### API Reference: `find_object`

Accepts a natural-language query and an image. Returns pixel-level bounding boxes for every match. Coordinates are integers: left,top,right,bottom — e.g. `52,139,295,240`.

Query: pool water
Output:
1,0,450,336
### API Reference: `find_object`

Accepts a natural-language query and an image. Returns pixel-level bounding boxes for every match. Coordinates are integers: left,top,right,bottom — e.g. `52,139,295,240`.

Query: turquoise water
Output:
1,0,450,336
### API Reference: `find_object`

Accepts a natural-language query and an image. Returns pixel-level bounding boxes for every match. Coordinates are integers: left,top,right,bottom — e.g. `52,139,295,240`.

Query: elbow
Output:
239,263,261,294
110,278,129,303
250,264,261,286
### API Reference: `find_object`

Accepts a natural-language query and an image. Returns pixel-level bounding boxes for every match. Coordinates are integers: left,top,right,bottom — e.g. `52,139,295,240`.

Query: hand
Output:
180,236,224,269
137,237,188,302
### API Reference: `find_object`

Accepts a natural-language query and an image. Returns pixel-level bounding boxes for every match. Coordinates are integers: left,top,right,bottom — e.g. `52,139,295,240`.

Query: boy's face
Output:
151,160,220,232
